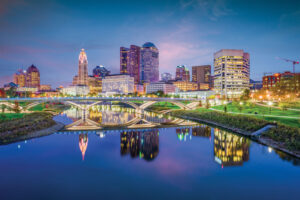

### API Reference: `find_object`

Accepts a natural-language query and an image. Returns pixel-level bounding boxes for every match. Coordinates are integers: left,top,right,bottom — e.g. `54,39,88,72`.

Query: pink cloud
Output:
0,75,12,87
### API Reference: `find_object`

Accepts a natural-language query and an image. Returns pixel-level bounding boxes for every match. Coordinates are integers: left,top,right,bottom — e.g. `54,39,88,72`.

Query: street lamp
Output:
268,101,273,114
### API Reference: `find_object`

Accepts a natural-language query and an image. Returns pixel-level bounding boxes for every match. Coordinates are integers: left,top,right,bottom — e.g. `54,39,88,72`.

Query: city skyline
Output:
1,0,300,87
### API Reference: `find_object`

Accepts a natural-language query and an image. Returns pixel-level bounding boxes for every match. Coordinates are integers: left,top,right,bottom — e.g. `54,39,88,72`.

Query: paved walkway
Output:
251,125,276,137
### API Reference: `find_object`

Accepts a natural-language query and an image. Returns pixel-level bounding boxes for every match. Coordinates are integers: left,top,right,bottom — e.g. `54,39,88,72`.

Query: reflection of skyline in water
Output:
214,129,250,167
79,133,88,160
54,126,300,167
120,129,159,161
176,125,212,141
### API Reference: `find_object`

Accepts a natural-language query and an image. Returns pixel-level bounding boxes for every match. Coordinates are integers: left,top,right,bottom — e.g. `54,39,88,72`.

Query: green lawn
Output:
212,103,300,128
29,104,44,111
0,113,27,121
213,103,300,117
255,116,300,128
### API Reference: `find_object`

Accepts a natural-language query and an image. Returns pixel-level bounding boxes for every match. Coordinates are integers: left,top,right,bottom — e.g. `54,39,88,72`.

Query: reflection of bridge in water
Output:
64,108,198,130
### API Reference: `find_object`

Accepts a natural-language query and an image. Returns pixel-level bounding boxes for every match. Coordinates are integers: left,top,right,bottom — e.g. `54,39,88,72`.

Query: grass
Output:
255,116,300,128
29,103,70,113
0,113,27,121
262,125,300,151
171,110,269,132
212,102,300,128
146,102,181,111
0,112,56,144
213,102,300,117
171,109,300,153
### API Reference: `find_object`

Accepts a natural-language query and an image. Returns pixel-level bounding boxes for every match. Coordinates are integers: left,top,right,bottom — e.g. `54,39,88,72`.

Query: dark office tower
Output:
120,47,129,74
128,45,141,84
192,65,212,90
161,72,172,82
93,65,110,78
140,42,159,83
175,65,190,81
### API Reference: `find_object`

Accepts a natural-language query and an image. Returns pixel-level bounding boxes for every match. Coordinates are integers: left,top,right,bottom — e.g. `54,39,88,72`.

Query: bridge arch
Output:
140,101,190,110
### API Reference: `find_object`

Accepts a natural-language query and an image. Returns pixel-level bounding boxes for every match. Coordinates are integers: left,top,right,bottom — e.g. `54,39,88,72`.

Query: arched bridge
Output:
0,96,200,113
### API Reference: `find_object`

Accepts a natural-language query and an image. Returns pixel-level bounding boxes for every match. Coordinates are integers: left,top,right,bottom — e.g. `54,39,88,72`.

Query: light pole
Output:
268,101,273,114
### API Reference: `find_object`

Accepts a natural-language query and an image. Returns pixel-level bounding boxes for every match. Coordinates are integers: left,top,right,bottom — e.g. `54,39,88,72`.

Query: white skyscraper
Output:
214,49,250,98
78,49,88,85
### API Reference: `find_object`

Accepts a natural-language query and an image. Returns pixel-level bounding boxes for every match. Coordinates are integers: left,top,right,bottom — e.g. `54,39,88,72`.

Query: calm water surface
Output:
0,106,299,200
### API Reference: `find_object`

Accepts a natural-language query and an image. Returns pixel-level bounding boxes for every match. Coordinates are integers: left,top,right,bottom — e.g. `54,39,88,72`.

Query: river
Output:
0,105,299,200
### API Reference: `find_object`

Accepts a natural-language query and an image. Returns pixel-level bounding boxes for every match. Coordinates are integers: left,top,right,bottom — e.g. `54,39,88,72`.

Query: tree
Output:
224,105,227,113
199,100,202,107
240,89,250,100
205,99,210,109
1,104,6,113
13,101,20,113
238,104,243,113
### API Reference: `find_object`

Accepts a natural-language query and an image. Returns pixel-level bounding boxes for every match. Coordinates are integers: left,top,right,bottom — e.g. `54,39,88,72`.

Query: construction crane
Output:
277,57,299,74
277,57,299,91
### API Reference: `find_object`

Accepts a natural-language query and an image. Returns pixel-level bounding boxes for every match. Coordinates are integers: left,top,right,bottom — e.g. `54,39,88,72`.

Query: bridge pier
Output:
136,108,144,115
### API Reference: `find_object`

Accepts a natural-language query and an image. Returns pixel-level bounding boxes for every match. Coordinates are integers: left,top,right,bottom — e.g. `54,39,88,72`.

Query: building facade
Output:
102,74,134,95
172,81,198,92
120,47,129,74
168,90,216,100
128,45,141,84
214,49,250,98
39,84,51,91
26,65,40,88
192,65,212,90
93,65,110,78
175,65,190,81
161,72,173,82
146,82,178,94
13,65,40,88
88,76,102,94
13,69,27,87
78,49,88,85
263,71,300,92
60,85,90,96
140,42,159,83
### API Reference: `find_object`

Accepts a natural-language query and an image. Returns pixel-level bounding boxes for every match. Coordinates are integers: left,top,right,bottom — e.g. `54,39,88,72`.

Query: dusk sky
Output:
0,0,300,87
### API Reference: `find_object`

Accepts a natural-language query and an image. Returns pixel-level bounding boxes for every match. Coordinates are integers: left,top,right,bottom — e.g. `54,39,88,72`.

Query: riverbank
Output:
0,112,63,145
170,110,300,158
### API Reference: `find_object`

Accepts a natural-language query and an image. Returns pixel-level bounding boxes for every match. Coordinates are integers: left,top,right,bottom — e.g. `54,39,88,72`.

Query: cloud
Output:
0,75,12,87
156,21,214,74
0,0,27,16
279,10,300,31
180,0,234,21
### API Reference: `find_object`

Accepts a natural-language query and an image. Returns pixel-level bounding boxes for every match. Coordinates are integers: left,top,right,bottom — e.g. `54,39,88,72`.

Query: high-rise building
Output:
192,65,212,90
93,65,110,78
214,49,250,98
78,49,88,85
140,42,159,83
128,45,141,84
161,72,172,82
175,65,190,81
13,69,26,87
26,65,40,88
120,47,129,74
